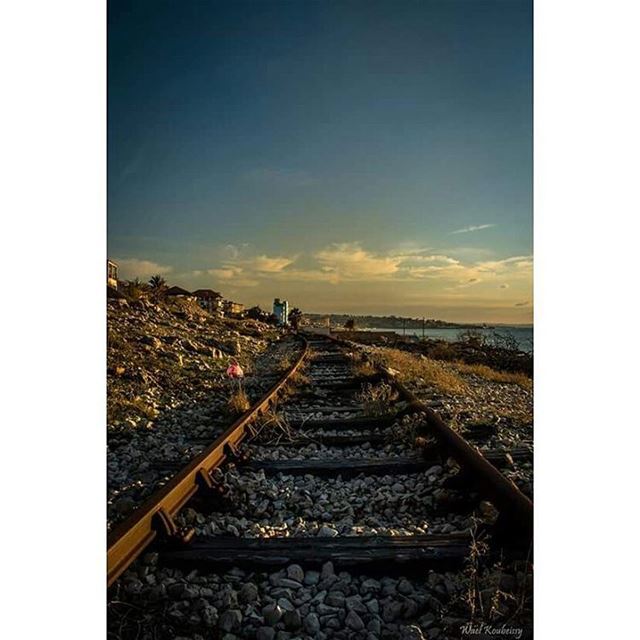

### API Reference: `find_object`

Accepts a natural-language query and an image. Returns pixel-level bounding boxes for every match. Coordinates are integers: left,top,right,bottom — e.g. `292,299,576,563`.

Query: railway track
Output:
108,334,533,639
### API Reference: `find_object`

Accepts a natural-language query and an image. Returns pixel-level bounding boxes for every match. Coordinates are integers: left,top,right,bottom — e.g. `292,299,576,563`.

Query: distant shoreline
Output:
305,313,532,331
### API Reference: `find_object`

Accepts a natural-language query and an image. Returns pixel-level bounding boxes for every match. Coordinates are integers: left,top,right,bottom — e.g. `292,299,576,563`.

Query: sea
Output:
363,326,533,353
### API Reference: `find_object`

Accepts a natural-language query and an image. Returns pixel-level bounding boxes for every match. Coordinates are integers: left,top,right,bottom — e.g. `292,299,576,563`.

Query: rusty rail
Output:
107,336,308,587
388,373,533,540
324,331,533,541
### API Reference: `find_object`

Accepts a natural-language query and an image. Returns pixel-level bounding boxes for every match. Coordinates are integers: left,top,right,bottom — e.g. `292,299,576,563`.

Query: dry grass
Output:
227,388,250,415
374,347,532,393
352,359,378,378
451,361,532,390
376,348,468,395
356,382,397,416
460,519,532,625
288,367,310,387
278,353,295,373
251,409,301,445
108,395,159,423
129,397,159,420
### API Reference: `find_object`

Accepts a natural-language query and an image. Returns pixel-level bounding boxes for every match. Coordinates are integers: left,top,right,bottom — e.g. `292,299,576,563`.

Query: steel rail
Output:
386,372,533,541
322,331,533,541
107,336,309,587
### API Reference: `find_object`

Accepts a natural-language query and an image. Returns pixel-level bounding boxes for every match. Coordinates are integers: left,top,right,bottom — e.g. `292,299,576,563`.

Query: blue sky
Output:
108,0,532,323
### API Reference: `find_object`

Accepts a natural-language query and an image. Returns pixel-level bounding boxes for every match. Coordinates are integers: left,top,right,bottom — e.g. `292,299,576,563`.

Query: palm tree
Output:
148,274,167,290
148,274,167,301
288,307,303,331
126,278,145,300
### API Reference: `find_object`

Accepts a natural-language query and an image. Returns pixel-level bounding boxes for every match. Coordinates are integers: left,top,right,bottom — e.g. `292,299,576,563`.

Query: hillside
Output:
107,296,297,528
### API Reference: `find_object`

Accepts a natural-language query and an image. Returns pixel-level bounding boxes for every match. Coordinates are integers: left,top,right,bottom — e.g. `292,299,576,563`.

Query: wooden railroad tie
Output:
160,534,472,572
292,415,397,430
153,448,531,474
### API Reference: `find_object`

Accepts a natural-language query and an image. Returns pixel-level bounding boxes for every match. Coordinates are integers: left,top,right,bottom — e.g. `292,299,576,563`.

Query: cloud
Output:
199,248,296,289
115,258,173,280
515,301,530,307
205,244,531,289
207,267,242,280
251,255,296,273
476,256,532,275
314,243,402,281
186,242,532,316
450,224,496,235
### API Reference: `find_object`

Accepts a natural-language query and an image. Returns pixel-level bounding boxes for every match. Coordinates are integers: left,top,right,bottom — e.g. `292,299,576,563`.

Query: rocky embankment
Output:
107,297,298,529
413,372,533,497
109,338,532,639
351,342,533,498
113,554,489,640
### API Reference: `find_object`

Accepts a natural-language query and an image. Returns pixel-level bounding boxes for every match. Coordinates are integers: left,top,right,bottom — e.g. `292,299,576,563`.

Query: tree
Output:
344,318,356,330
148,274,167,290
246,305,265,321
148,274,167,301
147,274,167,302
288,307,303,331
125,278,146,300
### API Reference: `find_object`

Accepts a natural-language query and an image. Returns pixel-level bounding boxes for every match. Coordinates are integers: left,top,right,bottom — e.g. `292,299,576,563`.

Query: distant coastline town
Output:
108,259,528,333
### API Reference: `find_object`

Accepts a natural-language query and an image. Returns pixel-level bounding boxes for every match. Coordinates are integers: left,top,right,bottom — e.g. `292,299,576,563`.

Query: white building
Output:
107,259,118,289
273,298,289,326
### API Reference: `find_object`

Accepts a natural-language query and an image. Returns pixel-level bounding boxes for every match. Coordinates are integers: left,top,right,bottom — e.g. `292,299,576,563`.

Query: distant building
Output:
107,260,118,289
165,286,192,297
223,300,245,316
273,298,289,326
193,289,223,315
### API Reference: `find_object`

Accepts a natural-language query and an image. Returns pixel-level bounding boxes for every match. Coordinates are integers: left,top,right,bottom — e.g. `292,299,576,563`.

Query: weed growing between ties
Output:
226,387,250,416
287,366,310,389
251,409,299,445
387,412,436,448
356,381,397,416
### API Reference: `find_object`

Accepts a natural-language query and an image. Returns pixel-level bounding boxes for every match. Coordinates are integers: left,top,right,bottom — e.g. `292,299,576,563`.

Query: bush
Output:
457,328,488,348
227,388,250,415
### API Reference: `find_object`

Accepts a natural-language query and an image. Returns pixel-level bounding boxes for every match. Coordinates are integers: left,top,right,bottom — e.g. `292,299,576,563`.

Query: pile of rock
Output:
113,555,466,640
107,299,298,529
178,466,470,539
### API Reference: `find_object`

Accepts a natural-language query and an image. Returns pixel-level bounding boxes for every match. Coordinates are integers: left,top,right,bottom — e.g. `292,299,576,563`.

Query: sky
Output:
108,0,532,324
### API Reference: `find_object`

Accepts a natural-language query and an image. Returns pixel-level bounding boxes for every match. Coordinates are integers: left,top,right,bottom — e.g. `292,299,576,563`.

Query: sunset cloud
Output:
314,243,401,280
251,255,297,273
450,223,496,235
172,241,531,323
115,258,173,280
195,243,531,294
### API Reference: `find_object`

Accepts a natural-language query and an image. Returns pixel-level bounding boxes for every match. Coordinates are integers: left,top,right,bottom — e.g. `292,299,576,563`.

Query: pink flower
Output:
226,362,244,379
